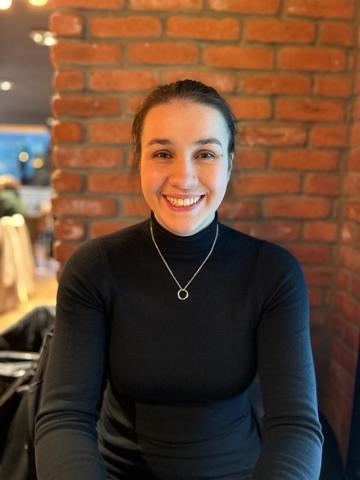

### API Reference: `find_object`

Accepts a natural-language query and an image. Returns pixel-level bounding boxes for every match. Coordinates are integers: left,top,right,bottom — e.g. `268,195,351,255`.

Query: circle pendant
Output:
177,288,189,301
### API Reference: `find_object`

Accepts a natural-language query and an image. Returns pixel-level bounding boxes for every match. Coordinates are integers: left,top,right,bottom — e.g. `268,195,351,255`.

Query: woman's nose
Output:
169,158,198,189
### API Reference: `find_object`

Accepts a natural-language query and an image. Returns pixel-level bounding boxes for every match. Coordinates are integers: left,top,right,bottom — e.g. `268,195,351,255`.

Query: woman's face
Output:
139,100,232,236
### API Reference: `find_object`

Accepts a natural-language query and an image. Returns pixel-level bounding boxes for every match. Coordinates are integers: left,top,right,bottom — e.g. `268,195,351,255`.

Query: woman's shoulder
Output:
219,220,302,273
62,219,148,273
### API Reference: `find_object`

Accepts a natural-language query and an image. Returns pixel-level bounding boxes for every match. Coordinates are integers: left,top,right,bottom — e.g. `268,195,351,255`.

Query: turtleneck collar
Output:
146,211,220,257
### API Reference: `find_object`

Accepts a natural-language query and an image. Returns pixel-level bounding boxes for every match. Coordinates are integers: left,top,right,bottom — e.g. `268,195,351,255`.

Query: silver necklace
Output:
150,220,219,301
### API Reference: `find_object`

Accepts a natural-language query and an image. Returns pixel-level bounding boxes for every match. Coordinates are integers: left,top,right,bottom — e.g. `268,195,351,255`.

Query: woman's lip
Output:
162,194,205,198
162,195,204,210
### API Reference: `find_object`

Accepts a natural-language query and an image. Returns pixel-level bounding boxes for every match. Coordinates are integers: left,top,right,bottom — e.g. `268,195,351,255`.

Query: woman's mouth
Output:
163,195,204,210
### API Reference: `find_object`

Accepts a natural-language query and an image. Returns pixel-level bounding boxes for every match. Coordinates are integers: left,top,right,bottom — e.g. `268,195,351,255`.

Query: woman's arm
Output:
34,239,110,479
252,241,324,479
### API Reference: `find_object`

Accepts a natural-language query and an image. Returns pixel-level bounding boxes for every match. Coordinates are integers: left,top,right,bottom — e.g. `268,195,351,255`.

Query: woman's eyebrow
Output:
145,137,223,148
194,138,223,147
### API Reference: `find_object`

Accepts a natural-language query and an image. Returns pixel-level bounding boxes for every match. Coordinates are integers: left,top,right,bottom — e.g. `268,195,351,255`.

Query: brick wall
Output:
321,18,360,462
50,0,359,462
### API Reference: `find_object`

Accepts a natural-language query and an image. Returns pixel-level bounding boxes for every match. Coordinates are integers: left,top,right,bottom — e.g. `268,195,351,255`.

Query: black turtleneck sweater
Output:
34,213,323,479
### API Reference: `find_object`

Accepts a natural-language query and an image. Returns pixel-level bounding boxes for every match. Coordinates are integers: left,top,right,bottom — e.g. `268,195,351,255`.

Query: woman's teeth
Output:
165,196,202,207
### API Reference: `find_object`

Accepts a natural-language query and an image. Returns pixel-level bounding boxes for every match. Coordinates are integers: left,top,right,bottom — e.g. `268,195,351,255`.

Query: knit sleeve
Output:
34,239,110,480
252,241,324,480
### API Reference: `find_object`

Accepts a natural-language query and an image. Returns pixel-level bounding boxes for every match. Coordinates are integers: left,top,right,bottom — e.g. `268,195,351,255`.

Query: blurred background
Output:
0,0,57,329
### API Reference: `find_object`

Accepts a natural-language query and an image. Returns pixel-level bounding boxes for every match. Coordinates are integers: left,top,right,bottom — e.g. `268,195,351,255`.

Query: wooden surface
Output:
0,274,57,334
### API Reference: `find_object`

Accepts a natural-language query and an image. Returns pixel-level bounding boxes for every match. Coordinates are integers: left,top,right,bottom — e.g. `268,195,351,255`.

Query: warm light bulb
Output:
19,152,30,162
33,157,44,169
28,0,48,5
0,80,13,91
0,0,12,10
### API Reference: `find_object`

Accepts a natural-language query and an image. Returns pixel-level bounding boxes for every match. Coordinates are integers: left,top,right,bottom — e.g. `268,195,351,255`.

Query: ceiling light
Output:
29,30,56,46
0,80,14,91
19,152,30,162
0,0,12,10
28,0,48,6
33,157,44,169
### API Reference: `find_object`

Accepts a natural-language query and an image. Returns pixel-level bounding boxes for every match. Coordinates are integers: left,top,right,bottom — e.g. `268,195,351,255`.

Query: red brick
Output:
128,42,198,65
164,70,236,93
126,95,145,115
265,198,331,218
352,277,360,297
279,47,346,72
90,220,135,238
209,0,280,14
53,146,122,168
234,220,300,241
167,16,239,40
205,46,273,69
129,0,202,9
233,149,267,170
227,97,271,120
320,22,354,47
341,222,359,244
52,122,83,143
340,246,360,274
304,266,333,286
310,310,326,327
332,334,358,374
88,120,132,144
309,288,323,306
122,197,150,217
240,125,306,147
350,124,360,146
276,98,344,122
88,173,141,194
336,270,351,289
90,16,161,38
51,41,121,66
355,74,360,94
218,199,260,220
304,221,338,242
54,69,84,92
344,173,360,195
52,95,121,117
89,69,159,92
311,125,347,147
53,241,78,264
348,148,360,170
335,291,359,321
50,12,82,37
315,76,352,97
289,245,333,264
244,19,315,43
271,150,339,170
304,174,340,196
235,173,300,195
285,0,355,19
54,0,124,8
52,196,117,217
55,219,85,241
240,74,311,95
353,98,360,120
346,202,360,222
52,169,83,192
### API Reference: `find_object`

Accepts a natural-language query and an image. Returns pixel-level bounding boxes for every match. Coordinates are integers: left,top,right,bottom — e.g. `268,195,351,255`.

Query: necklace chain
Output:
149,221,219,301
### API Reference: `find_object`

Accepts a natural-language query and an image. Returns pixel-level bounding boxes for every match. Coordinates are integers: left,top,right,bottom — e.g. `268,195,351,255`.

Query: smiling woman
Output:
139,100,233,236
34,79,323,480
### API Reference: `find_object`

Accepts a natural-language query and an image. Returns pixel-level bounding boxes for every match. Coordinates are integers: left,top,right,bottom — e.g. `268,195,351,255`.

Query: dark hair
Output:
132,79,237,166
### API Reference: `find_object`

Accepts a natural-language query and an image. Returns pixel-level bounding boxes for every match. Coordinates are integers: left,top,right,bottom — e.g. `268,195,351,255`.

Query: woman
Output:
34,80,323,479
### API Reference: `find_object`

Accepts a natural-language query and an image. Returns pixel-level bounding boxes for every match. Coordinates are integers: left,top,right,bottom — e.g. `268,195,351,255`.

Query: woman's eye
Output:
197,151,216,159
153,151,171,159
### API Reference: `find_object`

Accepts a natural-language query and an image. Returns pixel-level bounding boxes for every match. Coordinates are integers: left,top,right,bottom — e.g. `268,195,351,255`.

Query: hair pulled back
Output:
132,79,237,165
